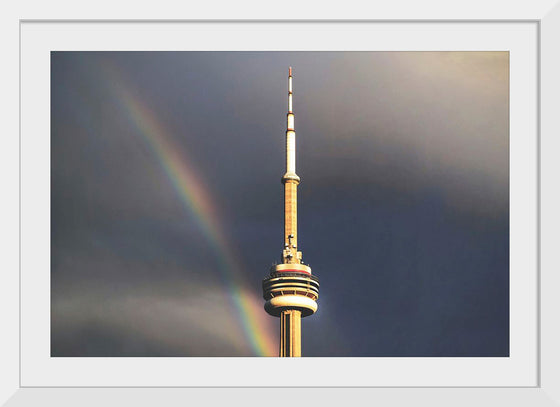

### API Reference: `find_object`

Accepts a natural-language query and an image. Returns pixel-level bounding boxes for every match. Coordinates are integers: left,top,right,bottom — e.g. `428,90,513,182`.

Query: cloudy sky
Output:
51,51,509,357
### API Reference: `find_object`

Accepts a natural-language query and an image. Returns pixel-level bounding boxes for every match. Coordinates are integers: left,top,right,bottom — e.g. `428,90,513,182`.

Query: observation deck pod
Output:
262,264,319,318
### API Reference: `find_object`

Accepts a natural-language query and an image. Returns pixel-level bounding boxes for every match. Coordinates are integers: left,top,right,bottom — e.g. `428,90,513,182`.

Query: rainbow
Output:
100,62,276,356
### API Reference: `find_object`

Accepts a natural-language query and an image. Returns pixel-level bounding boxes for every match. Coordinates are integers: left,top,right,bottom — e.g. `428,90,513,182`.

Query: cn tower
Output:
262,67,320,357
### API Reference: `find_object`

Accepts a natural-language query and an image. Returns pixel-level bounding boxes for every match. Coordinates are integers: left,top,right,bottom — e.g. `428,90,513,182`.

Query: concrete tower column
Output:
284,179,298,255
280,309,302,357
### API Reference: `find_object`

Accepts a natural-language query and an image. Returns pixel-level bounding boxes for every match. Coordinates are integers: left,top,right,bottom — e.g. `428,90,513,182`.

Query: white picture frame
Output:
3,0,559,405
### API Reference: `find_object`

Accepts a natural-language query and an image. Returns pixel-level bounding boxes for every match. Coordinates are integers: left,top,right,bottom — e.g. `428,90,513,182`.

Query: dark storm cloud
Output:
51,51,508,356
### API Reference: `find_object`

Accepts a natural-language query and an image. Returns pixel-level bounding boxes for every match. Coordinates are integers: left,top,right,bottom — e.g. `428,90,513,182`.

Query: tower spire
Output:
283,66,300,263
262,68,320,357
288,66,293,113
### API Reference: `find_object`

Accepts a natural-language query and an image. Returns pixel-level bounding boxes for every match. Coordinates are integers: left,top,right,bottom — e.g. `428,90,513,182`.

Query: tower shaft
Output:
284,180,298,257
280,309,302,357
